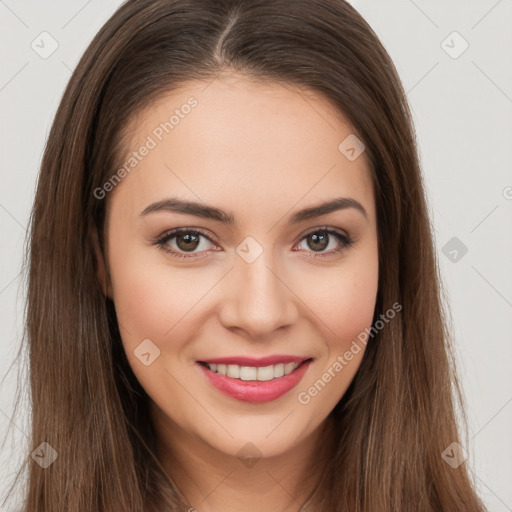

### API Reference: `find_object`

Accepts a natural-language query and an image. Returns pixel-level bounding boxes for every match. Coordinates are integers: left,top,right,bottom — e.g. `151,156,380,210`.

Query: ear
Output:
90,225,113,299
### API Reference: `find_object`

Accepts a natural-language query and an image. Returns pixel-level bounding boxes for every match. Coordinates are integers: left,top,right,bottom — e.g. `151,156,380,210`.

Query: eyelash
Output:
153,226,355,260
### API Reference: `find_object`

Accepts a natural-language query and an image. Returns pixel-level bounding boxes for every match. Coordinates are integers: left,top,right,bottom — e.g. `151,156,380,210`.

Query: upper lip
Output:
198,355,313,367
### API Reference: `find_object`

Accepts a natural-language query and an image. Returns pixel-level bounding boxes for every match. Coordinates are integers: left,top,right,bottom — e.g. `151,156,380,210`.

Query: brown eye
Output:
305,231,329,252
175,232,201,252
296,228,354,257
155,228,216,259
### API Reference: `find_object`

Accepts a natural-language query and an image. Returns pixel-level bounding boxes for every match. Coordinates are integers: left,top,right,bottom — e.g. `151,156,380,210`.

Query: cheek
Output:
297,253,379,351
111,265,168,339
295,255,378,416
330,274,378,348
107,226,197,336
106,237,182,350
107,254,202,399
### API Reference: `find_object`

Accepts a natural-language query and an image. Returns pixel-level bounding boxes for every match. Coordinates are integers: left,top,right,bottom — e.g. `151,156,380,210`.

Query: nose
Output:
217,250,299,339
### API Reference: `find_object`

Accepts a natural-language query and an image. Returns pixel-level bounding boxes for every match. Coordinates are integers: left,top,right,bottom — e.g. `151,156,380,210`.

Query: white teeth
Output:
240,366,257,381
205,361,303,381
284,362,297,374
257,365,275,381
274,363,284,378
226,364,240,378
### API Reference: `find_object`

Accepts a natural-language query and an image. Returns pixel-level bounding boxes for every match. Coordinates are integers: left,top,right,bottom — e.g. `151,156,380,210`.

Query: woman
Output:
5,0,486,510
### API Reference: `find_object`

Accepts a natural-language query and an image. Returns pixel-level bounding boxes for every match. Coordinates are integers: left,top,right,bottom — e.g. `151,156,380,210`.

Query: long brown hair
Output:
3,0,486,510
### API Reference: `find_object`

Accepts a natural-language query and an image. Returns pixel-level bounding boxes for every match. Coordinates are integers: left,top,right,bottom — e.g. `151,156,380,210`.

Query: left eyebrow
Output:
139,196,368,224
288,197,368,223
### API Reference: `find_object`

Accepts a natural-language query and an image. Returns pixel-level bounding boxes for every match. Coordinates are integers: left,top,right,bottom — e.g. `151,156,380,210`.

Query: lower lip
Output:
197,360,312,403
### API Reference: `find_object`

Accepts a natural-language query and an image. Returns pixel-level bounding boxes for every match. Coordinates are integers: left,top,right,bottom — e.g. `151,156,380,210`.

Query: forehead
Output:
109,73,375,227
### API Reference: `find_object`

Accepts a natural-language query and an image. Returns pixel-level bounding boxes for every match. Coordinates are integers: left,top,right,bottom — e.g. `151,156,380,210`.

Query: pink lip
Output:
197,359,313,404
199,355,310,367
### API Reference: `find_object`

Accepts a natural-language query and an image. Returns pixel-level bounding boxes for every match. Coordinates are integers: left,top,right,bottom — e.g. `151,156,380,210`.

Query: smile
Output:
196,356,313,403
202,361,302,381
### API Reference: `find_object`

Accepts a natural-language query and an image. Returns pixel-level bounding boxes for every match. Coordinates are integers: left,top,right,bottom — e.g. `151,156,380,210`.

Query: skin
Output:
94,72,379,512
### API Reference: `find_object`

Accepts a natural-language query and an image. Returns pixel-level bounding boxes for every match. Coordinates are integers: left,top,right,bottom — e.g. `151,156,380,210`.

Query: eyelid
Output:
155,226,218,245
293,225,350,243
152,227,219,260
153,225,354,259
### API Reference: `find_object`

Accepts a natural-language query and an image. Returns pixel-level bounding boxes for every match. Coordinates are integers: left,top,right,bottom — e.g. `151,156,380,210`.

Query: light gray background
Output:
1,1,511,510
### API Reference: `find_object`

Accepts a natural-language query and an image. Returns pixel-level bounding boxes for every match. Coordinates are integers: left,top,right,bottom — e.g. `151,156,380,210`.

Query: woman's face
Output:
99,73,379,460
